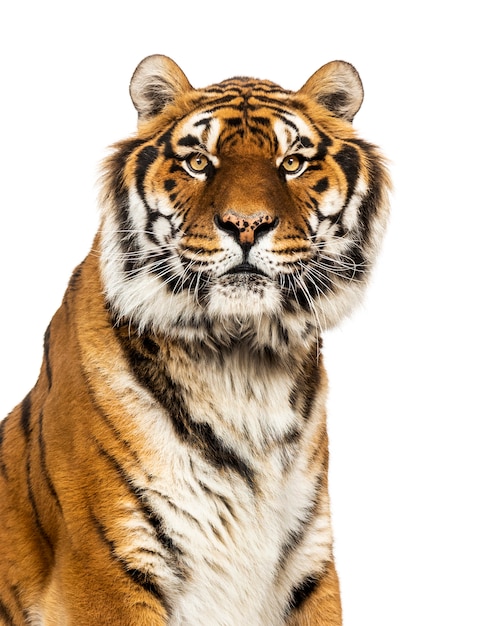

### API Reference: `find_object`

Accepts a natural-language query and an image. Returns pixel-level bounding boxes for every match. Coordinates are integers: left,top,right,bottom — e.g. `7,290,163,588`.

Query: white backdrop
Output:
0,2,502,625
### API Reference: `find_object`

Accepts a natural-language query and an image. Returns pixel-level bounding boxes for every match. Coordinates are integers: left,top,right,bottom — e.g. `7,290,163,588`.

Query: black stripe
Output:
115,329,255,490
149,253,197,294
285,274,313,312
94,406,144,467
20,392,32,441
26,448,53,553
0,416,9,479
305,162,324,173
95,442,186,574
249,115,272,127
135,145,159,203
150,486,203,532
43,323,53,388
135,491,184,560
346,137,389,243
79,365,148,472
11,585,24,619
289,348,321,421
20,392,53,550
248,124,279,151
105,137,152,270
67,261,84,291
164,178,176,193
38,410,62,510
277,472,324,571
156,366,255,489
337,242,367,281
108,138,150,196
175,94,289,122
125,568,169,603
315,130,334,158
156,127,176,156
312,176,329,194
333,143,360,208
91,511,171,616
0,416,6,447
177,134,200,148
170,408,255,491
0,598,15,625
306,194,319,210
196,473,238,522
288,572,321,612
193,116,213,128
201,92,244,107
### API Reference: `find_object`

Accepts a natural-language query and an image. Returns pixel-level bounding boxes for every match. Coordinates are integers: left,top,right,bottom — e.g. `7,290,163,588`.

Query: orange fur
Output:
0,56,390,625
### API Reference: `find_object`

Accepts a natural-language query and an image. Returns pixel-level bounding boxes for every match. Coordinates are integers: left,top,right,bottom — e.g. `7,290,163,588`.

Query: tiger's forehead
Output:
170,83,320,159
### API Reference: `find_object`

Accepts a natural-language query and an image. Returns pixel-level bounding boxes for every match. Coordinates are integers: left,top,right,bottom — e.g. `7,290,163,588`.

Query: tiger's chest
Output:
106,356,324,625
146,455,308,626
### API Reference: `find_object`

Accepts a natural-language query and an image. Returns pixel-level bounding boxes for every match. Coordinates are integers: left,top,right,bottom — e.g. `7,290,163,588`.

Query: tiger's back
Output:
0,55,390,625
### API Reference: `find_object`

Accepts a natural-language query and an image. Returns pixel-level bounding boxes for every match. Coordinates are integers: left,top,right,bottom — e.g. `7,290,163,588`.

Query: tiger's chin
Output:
206,273,283,320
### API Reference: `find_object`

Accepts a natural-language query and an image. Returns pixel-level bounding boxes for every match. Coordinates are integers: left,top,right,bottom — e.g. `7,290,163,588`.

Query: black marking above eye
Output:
300,136,314,148
193,117,212,128
178,134,200,148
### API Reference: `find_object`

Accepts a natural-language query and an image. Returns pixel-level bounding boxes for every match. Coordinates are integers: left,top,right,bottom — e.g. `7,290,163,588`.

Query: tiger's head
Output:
100,55,390,350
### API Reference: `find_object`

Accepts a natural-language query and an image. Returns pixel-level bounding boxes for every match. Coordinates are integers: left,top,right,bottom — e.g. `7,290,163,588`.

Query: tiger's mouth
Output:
224,262,268,278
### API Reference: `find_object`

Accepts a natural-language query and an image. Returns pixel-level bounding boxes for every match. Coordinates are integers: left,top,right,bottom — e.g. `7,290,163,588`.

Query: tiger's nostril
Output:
215,211,278,247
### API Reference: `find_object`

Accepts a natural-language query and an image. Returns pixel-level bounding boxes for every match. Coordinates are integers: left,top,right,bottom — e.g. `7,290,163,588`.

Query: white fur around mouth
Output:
207,273,282,318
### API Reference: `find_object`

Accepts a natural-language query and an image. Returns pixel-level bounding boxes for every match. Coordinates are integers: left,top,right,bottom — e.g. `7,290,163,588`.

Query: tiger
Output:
0,54,390,625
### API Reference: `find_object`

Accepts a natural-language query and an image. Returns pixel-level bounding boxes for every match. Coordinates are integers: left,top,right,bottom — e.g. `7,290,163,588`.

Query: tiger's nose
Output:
216,211,278,248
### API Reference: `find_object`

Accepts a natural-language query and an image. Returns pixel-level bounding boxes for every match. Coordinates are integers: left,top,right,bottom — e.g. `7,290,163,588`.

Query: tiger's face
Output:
100,56,390,349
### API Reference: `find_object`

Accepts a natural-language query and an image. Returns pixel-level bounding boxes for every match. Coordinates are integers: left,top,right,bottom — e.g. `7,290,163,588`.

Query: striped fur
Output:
0,55,390,625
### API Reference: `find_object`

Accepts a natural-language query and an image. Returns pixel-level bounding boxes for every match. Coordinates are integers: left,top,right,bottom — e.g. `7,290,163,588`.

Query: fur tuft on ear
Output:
129,54,193,120
299,61,364,122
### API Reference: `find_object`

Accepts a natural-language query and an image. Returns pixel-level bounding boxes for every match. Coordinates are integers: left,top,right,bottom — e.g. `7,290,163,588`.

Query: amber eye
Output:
186,153,210,174
280,154,305,176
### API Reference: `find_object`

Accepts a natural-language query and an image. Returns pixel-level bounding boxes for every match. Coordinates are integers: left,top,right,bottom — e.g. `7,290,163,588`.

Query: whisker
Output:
293,268,323,358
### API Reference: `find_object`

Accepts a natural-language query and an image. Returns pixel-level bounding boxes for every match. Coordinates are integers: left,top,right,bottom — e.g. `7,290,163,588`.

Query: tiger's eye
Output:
187,153,210,173
281,155,304,174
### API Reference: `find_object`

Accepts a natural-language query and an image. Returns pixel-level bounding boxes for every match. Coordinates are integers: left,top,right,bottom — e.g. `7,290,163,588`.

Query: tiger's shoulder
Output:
0,55,390,625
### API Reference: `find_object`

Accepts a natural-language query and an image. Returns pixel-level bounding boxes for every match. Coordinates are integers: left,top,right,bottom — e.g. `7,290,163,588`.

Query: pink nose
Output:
217,211,277,246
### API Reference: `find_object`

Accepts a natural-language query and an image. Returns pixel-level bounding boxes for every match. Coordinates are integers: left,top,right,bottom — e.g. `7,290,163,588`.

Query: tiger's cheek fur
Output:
0,55,389,625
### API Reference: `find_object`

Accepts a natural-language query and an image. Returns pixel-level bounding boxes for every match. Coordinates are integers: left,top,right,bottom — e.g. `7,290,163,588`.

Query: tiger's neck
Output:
73,247,326,462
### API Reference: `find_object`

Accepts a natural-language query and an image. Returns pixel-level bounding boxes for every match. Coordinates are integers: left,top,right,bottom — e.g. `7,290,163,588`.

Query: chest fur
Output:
101,341,330,624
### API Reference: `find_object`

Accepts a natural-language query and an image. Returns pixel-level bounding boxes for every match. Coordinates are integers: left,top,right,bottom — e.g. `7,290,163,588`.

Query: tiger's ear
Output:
129,54,194,120
299,61,364,122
